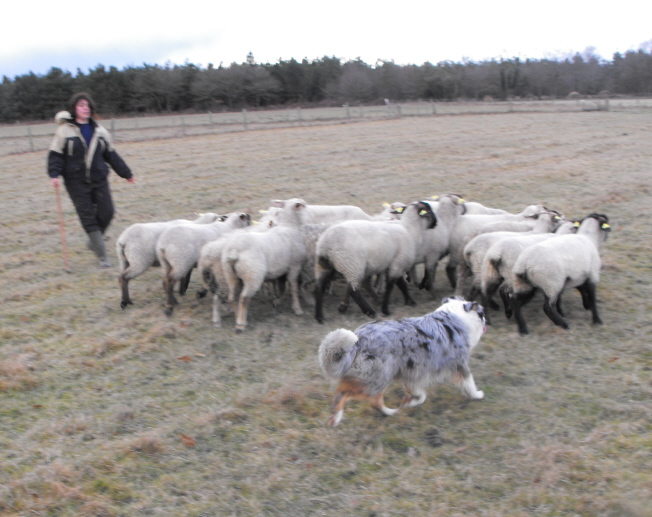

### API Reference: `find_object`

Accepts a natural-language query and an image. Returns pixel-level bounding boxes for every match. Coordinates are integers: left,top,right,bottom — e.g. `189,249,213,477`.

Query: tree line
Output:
1,49,651,123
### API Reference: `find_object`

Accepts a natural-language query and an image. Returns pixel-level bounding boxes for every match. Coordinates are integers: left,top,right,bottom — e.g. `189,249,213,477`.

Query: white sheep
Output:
457,210,564,300
221,198,309,332
264,201,371,224
461,201,509,215
313,201,437,323
116,212,220,310
196,213,283,328
509,213,611,335
410,194,466,295
445,204,547,289
428,195,508,215
157,212,252,316
479,220,578,323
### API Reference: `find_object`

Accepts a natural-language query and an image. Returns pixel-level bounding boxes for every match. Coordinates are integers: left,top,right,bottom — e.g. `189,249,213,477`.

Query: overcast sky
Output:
2,0,650,79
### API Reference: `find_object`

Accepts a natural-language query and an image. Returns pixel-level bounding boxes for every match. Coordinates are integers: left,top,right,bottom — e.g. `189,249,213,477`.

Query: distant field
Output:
1,110,651,516
3,97,651,156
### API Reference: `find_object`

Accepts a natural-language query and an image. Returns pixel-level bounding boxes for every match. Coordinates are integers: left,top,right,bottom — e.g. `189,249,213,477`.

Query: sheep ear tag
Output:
419,210,428,216
573,221,581,227
602,223,611,231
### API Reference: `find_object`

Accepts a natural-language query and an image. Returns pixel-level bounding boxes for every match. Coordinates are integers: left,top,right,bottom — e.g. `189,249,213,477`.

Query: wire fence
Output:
2,97,651,157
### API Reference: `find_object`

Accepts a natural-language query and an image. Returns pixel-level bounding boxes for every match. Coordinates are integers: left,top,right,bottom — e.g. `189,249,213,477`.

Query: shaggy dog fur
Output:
318,297,486,426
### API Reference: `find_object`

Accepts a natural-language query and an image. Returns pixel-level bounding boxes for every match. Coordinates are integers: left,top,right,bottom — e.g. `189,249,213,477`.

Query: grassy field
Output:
1,111,651,516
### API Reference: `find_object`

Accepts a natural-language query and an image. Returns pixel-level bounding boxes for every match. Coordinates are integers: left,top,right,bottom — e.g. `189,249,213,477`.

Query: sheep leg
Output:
348,284,377,318
418,267,432,291
235,293,252,333
396,276,416,307
380,276,397,316
363,276,381,305
445,263,457,288
577,283,592,311
314,268,337,323
542,294,569,329
480,291,494,325
212,293,222,327
454,262,472,297
511,291,531,335
163,276,178,317
579,281,602,324
179,270,192,296
498,284,511,319
338,276,378,315
338,290,350,314
119,274,133,310
288,273,303,316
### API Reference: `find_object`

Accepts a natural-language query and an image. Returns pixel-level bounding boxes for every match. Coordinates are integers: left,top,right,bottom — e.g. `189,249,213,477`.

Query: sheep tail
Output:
318,329,360,381
116,240,128,270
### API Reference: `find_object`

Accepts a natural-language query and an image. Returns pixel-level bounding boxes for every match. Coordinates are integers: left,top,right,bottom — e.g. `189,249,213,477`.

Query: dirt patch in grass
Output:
1,111,651,516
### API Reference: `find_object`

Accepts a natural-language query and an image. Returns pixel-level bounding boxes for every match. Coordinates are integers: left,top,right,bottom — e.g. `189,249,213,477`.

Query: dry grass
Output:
1,111,651,516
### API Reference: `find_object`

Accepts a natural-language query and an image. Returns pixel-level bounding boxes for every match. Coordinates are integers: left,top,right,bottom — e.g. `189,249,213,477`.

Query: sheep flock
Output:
116,196,611,336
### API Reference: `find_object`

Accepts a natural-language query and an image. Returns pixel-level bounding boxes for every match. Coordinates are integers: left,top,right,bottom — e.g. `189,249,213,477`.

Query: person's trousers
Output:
65,180,114,234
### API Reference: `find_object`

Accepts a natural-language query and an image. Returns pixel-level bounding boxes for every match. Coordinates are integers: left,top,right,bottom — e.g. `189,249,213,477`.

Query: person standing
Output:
47,92,134,267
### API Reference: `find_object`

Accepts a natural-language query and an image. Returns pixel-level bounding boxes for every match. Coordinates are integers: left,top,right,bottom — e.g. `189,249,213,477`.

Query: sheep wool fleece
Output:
47,111,132,234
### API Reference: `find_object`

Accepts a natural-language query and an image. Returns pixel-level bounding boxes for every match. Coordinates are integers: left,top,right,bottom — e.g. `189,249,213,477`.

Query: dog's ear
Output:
463,301,479,312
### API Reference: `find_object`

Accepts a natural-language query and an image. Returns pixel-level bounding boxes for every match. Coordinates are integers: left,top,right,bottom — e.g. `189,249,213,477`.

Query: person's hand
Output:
126,177,135,184
50,177,60,188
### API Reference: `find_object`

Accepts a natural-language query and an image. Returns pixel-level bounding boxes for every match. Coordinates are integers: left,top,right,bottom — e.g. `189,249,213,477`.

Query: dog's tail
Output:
318,328,360,381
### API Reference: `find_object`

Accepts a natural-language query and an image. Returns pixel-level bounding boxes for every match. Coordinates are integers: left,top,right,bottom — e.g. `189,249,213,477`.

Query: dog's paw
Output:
328,411,343,427
473,390,484,400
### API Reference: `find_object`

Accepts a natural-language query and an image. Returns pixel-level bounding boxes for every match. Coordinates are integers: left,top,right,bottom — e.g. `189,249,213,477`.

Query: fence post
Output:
181,116,186,136
135,117,139,129
297,107,302,126
28,126,34,152
360,106,364,118
345,104,350,120
396,105,402,118
430,99,436,115
110,118,115,139
208,111,213,124
242,109,248,130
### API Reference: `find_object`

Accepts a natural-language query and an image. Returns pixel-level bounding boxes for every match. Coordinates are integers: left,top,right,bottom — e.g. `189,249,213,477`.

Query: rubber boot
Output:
88,230,112,268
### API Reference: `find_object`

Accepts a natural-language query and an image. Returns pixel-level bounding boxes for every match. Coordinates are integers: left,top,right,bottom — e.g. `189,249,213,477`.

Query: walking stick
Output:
54,182,71,272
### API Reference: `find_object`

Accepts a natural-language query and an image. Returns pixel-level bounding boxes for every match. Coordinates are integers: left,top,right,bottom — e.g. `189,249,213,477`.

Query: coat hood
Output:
55,111,73,125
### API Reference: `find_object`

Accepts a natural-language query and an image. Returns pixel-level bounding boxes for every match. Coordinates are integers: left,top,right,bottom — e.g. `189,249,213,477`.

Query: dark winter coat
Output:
47,111,132,234
47,111,132,185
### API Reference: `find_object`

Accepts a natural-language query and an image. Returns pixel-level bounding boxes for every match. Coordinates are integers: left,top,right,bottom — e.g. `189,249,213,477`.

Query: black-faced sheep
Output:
445,204,547,289
510,213,611,335
412,194,466,295
457,210,564,300
313,201,437,323
479,220,578,323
